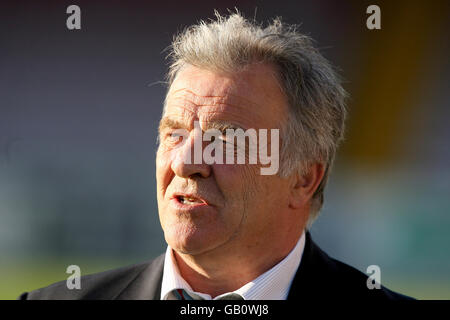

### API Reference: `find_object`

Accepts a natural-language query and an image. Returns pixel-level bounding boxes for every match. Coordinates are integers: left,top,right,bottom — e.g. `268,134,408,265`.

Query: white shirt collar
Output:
160,231,305,300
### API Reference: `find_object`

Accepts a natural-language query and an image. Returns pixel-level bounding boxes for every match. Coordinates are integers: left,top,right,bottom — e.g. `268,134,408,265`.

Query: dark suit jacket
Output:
19,232,412,300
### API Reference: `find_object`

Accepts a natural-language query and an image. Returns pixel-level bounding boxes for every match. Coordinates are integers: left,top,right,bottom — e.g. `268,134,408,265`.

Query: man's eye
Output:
169,132,182,138
162,131,183,143
211,135,223,142
214,136,229,145
218,134,231,144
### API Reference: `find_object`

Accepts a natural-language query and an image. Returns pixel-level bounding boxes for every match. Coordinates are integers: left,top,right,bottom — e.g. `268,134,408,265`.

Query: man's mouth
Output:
177,195,202,204
173,194,208,206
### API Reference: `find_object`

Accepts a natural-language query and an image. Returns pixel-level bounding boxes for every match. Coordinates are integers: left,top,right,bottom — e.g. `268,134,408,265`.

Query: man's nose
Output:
170,134,212,179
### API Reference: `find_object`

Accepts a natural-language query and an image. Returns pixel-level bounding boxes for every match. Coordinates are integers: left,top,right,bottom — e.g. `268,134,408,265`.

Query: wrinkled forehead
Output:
163,65,288,130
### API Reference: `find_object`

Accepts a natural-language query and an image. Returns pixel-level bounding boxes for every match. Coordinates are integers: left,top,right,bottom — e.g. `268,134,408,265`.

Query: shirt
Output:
160,231,306,300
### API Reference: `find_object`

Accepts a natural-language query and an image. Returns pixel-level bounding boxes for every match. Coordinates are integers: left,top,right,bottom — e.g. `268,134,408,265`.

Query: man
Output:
19,12,410,300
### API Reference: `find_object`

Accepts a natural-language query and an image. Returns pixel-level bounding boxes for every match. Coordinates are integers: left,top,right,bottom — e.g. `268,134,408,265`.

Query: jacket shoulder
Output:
19,254,165,300
327,255,413,300
288,232,413,300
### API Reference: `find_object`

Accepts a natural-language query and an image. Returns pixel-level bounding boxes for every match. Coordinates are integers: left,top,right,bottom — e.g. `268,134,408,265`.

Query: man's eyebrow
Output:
158,117,188,133
159,117,245,133
203,120,244,133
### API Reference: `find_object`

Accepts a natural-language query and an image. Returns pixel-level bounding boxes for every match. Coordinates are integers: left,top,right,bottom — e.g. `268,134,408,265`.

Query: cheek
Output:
216,164,287,221
213,163,260,209
156,148,173,198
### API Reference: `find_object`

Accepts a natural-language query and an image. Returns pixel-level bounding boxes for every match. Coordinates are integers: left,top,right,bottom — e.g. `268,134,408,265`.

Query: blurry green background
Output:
1,0,449,299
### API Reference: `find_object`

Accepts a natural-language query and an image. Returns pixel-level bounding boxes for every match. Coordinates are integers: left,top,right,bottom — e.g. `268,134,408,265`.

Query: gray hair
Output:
164,11,347,226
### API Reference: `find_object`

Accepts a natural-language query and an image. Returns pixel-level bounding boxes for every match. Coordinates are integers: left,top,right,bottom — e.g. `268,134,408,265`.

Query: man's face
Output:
156,64,293,257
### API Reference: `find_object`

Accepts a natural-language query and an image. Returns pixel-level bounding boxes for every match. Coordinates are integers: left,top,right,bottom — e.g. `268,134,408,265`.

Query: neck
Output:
173,228,305,298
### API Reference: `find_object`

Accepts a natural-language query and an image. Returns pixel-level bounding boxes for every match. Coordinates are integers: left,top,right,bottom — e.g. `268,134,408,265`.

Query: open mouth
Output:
175,194,206,205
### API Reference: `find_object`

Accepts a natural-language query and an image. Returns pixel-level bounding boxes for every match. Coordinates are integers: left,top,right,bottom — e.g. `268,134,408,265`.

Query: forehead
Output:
163,64,288,130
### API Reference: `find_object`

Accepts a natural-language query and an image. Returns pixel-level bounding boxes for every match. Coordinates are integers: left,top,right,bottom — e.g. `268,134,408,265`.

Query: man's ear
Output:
289,163,326,209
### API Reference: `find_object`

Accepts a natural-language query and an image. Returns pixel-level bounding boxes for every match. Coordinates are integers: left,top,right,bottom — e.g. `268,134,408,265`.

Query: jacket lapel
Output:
114,254,165,300
287,231,338,300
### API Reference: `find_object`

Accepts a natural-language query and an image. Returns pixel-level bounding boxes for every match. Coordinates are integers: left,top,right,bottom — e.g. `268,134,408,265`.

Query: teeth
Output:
179,196,200,204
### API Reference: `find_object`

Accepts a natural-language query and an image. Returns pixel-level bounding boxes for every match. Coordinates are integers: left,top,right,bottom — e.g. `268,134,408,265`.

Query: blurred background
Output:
1,0,449,299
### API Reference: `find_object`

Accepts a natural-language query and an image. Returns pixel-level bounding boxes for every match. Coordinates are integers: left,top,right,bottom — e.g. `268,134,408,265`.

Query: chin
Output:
165,225,226,256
